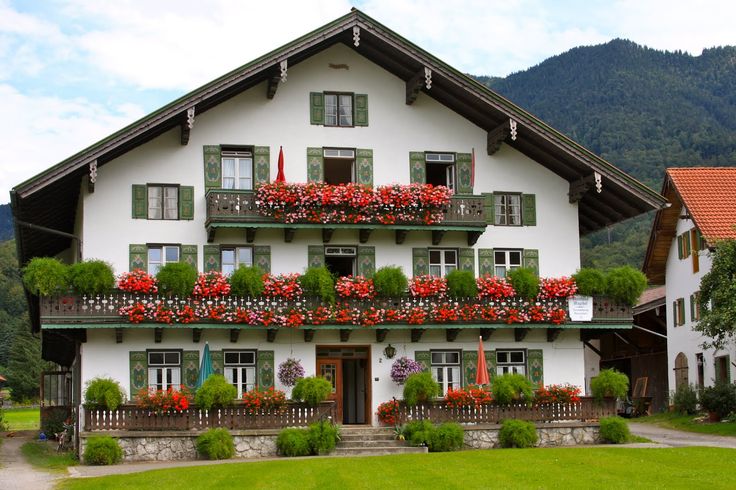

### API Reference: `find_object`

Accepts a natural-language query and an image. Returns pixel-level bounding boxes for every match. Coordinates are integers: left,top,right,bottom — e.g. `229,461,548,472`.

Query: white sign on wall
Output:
568,295,593,322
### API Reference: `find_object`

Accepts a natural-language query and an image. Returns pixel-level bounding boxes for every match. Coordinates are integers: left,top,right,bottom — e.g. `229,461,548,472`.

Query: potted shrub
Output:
507,267,539,300
445,269,477,298
67,260,116,295
292,376,332,407
605,266,647,306
84,377,125,411
573,268,607,297
194,374,237,411
492,373,534,405
22,257,69,296
298,267,335,303
229,265,265,297
403,372,440,406
155,262,197,297
373,266,408,297
590,368,629,401
700,383,736,422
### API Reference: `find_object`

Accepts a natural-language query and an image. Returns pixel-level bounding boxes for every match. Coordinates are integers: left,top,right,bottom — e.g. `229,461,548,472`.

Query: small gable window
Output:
310,92,368,127
148,185,179,220
494,193,522,226
325,93,353,127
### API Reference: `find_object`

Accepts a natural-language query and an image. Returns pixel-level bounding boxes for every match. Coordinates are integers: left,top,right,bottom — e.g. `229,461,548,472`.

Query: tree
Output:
6,316,47,402
696,239,736,349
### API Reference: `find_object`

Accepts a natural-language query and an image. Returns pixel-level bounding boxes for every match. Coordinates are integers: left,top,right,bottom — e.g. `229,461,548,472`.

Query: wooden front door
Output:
317,358,343,421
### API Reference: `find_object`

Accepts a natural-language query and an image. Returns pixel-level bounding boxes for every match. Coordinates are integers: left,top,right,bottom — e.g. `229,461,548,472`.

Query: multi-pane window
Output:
690,292,701,321
496,350,526,376
673,298,685,327
429,249,457,277
494,249,522,276
221,150,253,190
425,153,455,191
148,185,178,220
148,245,180,276
323,148,356,184
325,93,353,127
148,351,181,391
494,194,521,226
224,351,256,398
221,247,254,275
431,351,461,395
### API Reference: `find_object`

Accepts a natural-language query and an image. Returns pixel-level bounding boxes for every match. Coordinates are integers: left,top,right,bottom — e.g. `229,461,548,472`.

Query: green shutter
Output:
677,235,683,259
487,351,496,383
678,299,685,326
310,92,324,125
129,244,147,272
203,245,220,272
254,246,271,273
308,245,325,269
482,193,494,225
459,248,475,275
522,194,537,226
522,249,539,275
412,248,429,277
132,185,147,219
414,351,430,372
181,245,198,271
456,153,473,195
182,350,200,392
254,146,270,185
130,351,147,400
357,246,376,277
179,186,194,220
672,301,677,327
409,152,426,184
257,350,275,389
527,349,544,386
211,351,224,376
478,249,494,276
307,147,324,183
356,148,373,186
463,351,477,387
203,145,222,190
354,94,369,126
683,232,691,257
690,295,696,322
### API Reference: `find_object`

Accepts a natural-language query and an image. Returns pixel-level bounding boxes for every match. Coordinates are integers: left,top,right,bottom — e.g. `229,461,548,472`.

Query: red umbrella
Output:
275,146,286,182
475,335,490,386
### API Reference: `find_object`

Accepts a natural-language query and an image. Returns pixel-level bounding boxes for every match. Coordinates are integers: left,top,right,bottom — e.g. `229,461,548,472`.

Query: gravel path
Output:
0,431,61,490
629,422,736,448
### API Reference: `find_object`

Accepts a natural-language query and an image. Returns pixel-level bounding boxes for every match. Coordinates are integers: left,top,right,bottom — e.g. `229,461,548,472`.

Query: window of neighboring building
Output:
221,150,253,190
324,246,356,277
494,193,522,226
494,249,522,277
673,298,685,326
425,153,455,191
496,350,526,376
323,148,355,185
690,292,701,321
148,245,180,276
147,351,181,391
431,350,461,395
224,350,256,398
221,247,254,275
325,93,353,127
677,231,691,260
429,249,457,277
147,185,179,220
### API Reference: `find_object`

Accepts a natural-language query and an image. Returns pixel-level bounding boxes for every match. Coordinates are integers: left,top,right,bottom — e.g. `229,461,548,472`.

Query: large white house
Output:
643,168,736,391
12,10,665,427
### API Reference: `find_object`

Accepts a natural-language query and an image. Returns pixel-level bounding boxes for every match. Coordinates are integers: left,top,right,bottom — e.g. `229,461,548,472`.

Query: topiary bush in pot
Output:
672,383,699,415
499,419,538,448
429,422,464,452
700,383,736,421
22,257,69,296
445,269,478,298
84,377,125,411
507,267,539,300
194,374,237,411
605,266,647,306
492,373,534,405
67,260,116,295
599,416,630,444
403,372,440,406
373,266,408,297
83,436,123,465
299,267,335,304
573,268,607,296
276,428,311,457
196,428,235,460
156,262,197,297
590,368,629,401
307,419,340,455
291,376,332,407
229,265,265,297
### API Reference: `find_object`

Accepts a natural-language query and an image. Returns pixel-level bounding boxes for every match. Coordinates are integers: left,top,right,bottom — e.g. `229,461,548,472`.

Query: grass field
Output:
21,441,78,473
3,407,40,431
636,412,736,437
57,447,736,489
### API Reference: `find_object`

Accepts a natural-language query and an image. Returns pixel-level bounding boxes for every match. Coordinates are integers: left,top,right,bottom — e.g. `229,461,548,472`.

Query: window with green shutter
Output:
527,349,544,386
131,244,194,274
355,148,373,186
354,94,369,126
129,351,147,399
203,245,220,272
203,145,222,190
132,185,147,219
254,246,271,273
459,248,475,274
522,249,539,275
181,245,198,271
182,350,200,392
409,152,426,184
478,249,494,276
257,350,275,388
455,153,473,194
309,92,368,127
179,186,194,220
309,92,324,125
132,185,193,220
308,246,325,269
357,246,375,277
412,248,429,277
129,244,147,271
307,147,324,183
521,194,536,226
254,146,270,185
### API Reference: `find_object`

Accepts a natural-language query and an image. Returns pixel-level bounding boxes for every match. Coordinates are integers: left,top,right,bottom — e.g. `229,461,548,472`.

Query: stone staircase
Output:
334,426,428,456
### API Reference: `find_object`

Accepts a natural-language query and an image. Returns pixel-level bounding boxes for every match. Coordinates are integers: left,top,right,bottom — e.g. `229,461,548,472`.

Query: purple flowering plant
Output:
278,358,305,387
390,356,424,385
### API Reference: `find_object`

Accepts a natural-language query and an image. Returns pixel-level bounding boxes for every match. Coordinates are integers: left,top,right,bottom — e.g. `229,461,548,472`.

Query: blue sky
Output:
1,0,734,201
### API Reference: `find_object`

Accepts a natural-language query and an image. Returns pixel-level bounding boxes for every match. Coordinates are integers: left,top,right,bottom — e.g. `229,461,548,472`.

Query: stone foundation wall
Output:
464,422,599,449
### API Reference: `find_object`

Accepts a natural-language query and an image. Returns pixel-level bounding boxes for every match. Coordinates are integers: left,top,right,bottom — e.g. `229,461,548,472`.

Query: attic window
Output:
325,93,353,127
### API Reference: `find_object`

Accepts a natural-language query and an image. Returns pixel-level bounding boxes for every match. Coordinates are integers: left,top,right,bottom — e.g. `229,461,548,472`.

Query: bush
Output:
229,266,265,297
22,257,69,296
507,268,539,300
573,268,607,296
700,383,736,420
308,419,340,455
492,373,534,405
194,374,237,411
672,384,699,415
429,422,464,452
445,269,478,298
292,376,332,407
84,377,125,411
590,369,629,401
373,266,408,297
276,428,311,457
42,409,67,438
83,436,123,465
605,266,647,306
403,372,440,406
404,420,435,447
67,260,115,295
196,428,234,460
155,262,197,297
299,267,336,303
599,416,630,444
498,419,538,448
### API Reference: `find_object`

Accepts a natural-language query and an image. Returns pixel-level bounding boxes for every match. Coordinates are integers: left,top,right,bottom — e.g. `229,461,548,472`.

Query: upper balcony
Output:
205,183,487,245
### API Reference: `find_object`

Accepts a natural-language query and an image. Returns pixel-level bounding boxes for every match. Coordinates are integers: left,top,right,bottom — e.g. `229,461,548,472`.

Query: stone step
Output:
333,446,428,456
337,439,407,448
339,434,395,442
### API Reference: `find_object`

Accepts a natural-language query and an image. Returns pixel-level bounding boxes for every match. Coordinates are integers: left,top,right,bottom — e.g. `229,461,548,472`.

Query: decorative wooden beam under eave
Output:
267,60,288,99
487,121,510,155
405,67,431,105
180,107,195,145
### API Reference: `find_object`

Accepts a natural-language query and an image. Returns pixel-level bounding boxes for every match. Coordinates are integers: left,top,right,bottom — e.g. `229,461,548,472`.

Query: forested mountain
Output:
0,204,13,241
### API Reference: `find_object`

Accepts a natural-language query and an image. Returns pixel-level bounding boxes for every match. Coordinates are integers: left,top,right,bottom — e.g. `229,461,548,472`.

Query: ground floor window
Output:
221,247,254,275
494,249,522,277
148,245,180,276
431,350,461,395
224,350,256,397
496,350,526,376
325,246,356,277
147,351,181,390
429,249,457,277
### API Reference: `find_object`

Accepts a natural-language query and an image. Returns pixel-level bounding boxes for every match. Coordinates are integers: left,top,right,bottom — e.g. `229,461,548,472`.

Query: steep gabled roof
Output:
643,167,736,284
11,8,666,265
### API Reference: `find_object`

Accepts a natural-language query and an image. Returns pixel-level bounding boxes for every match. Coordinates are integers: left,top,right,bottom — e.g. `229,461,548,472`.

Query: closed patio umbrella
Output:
195,342,214,389
476,336,490,386
276,146,286,182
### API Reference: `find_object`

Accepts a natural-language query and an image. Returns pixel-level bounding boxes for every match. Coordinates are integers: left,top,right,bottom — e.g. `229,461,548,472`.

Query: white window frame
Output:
148,245,180,276
494,193,522,226
147,351,181,391
322,148,356,184
496,350,526,376
425,153,456,191
431,350,461,396
221,150,254,190
324,93,353,127
221,246,254,276
224,350,257,398
147,185,178,220
429,248,458,277
494,249,522,277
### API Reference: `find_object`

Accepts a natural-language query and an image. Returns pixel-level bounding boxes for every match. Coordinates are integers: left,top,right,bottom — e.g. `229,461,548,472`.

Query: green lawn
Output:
636,412,736,437
58,447,736,489
3,407,40,431
21,441,77,473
